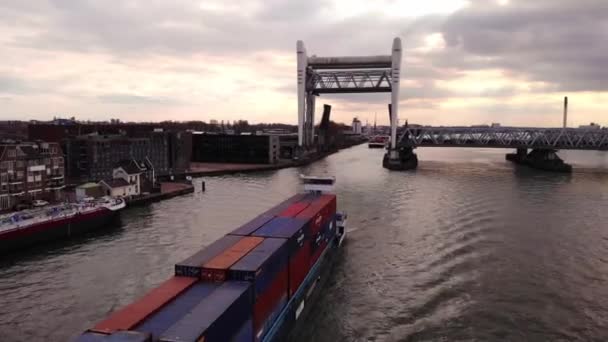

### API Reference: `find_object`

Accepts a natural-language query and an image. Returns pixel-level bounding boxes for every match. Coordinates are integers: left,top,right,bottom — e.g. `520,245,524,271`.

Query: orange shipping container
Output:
201,236,264,281
90,277,197,334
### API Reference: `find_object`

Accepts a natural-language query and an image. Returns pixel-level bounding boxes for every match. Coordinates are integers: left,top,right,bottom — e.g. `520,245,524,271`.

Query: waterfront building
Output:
352,117,362,134
192,133,280,164
0,141,65,211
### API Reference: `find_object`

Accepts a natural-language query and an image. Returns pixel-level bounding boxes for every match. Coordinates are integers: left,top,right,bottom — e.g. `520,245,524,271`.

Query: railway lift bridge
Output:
296,38,408,169
296,38,608,172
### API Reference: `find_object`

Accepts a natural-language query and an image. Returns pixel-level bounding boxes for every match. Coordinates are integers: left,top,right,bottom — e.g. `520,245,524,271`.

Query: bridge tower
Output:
296,38,411,169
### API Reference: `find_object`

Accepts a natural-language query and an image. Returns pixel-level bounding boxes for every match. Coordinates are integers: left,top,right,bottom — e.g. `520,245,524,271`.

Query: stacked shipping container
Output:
77,193,337,342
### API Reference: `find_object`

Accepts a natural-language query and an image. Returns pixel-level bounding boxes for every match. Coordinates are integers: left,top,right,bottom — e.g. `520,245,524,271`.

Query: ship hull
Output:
0,209,121,254
263,235,340,342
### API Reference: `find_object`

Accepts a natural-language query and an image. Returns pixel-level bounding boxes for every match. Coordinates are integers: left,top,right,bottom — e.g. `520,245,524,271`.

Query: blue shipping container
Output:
73,331,151,342
73,332,107,342
229,214,274,236
252,217,310,253
106,331,152,342
230,194,307,236
135,283,218,339
175,235,242,277
159,282,252,342
229,238,288,296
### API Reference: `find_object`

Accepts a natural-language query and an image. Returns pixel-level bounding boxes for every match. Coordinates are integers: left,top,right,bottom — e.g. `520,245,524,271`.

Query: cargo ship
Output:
0,196,126,254
75,176,346,342
368,135,389,148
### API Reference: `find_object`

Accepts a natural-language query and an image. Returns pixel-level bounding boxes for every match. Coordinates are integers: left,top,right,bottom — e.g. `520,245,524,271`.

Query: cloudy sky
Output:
0,0,606,126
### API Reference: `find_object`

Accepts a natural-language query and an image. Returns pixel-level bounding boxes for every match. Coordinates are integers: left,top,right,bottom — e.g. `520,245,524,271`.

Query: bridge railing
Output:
398,127,608,150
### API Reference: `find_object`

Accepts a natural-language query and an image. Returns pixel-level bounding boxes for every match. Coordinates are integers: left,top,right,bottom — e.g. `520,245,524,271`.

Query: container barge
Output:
75,176,346,342
0,196,126,254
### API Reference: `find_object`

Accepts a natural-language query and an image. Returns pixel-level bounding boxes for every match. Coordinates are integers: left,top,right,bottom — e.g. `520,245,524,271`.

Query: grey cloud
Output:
0,75,31,94
257,0,329,22
436,0,608,91
1,0,607,113
98,93,181,105
4,0,438,58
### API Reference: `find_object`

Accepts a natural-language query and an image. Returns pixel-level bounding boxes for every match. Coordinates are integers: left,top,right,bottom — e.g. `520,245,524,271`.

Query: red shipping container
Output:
253,266,289,340
310,239,328,267
91,277,196,334
201,236,264,282
278,202,310,218
316,195,337,221
296,195,337,235
288,242,311,297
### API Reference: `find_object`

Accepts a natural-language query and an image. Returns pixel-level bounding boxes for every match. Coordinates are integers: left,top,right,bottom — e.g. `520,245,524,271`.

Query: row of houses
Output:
0,135,178,211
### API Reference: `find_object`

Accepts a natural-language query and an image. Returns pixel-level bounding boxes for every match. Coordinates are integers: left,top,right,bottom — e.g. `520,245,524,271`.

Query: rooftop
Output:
100,178,130,188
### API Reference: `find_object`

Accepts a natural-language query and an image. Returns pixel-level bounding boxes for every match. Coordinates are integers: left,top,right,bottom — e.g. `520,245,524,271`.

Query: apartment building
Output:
0,141,65,211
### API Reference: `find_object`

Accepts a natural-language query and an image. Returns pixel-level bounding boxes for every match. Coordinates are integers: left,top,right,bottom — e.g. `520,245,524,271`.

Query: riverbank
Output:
185,142,365,177
124,182,194,207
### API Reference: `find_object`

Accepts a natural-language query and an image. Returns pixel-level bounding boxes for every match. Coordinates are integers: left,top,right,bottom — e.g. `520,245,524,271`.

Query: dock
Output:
125,182,195,207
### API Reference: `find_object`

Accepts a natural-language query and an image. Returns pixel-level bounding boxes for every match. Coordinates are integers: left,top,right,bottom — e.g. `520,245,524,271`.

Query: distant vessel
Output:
368,135,389,148
76,176,346,342
0,197,125,254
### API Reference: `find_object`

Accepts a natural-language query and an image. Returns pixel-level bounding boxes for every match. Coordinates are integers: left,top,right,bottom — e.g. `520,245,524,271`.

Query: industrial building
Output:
192,133,280,164
65,130,190,182
65,133,167,182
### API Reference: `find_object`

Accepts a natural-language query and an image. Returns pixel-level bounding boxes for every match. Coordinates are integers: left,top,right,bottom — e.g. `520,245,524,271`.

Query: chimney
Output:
563,96,568,128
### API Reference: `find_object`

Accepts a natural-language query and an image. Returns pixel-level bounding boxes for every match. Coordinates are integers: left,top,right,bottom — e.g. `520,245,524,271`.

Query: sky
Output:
0,0,606,127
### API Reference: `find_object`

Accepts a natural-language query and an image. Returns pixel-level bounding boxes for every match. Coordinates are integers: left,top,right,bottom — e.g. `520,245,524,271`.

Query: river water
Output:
1,145,608,341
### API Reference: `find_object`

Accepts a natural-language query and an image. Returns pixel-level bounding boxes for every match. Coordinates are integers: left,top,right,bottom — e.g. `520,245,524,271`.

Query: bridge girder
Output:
296,38,402,149
398,126,608,150
307,69,392,94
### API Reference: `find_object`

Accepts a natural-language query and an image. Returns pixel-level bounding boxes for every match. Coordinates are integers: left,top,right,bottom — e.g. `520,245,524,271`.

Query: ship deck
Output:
0,198,120,233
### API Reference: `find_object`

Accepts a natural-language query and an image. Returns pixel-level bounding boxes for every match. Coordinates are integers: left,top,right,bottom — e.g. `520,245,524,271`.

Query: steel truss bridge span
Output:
399,127,608,150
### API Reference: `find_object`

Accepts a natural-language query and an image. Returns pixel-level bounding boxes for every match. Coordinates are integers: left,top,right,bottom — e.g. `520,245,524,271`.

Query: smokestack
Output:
563,96,568,128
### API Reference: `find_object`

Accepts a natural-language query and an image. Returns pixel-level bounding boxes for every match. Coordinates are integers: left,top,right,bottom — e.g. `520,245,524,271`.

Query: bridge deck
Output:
398,127,608,150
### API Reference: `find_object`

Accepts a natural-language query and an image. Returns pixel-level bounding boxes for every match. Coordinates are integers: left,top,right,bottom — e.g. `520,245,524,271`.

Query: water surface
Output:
1,145,608,341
